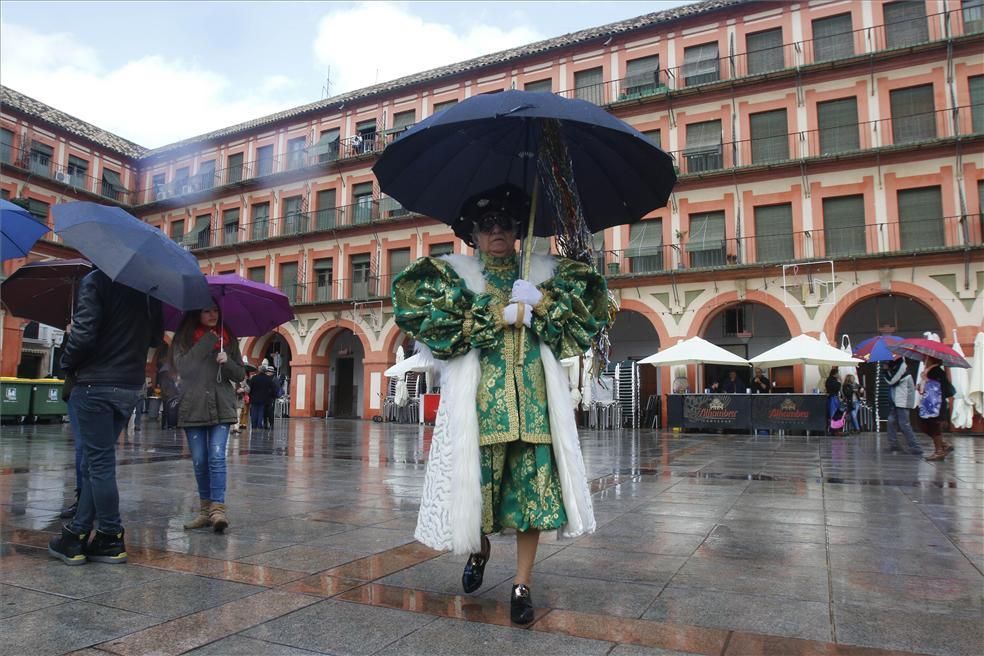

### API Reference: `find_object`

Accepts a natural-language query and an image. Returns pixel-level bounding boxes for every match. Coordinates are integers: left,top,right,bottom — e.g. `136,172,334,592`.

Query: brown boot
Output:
183,499,211,530
925,435,946,461
209,502,229,533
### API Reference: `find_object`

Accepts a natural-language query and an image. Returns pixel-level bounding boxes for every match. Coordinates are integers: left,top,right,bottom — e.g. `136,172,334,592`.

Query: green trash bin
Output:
0,377,33,422
30,378,68,421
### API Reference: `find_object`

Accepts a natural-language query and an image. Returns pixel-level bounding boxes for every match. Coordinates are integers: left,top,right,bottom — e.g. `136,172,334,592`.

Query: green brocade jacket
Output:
392,253,608,446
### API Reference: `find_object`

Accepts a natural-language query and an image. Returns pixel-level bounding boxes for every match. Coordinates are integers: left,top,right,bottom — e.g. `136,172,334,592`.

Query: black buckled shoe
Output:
461,535,490,594
510,584,535,625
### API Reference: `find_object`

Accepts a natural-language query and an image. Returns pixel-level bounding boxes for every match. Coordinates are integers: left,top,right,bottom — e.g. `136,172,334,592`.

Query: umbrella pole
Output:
516,175,540,368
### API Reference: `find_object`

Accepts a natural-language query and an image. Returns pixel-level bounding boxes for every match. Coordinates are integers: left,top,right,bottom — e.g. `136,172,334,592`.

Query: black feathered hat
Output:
451,183,531,247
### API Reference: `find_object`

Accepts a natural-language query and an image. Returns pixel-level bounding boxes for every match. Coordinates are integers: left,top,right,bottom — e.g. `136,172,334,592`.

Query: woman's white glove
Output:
503,302,532,328
510,279,543,306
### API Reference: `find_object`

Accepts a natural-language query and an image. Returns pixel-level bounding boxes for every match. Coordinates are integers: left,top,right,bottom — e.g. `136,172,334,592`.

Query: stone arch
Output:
615,299,672,350
242,329,300,366
823,282,955,343
691,290,802,340
307,319,373,362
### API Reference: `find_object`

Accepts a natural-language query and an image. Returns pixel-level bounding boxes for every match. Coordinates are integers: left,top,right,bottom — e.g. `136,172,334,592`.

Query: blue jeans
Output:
886,406,923,453
185,425,230,503
67,400,84,494
67,384,141,534
249,403,266,428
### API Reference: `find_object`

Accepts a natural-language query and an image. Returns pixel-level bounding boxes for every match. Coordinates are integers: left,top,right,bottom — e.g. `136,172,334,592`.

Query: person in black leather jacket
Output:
48,269,163,566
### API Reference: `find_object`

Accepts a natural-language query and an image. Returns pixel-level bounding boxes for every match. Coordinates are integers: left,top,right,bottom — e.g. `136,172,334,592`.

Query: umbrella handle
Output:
516,175,540,369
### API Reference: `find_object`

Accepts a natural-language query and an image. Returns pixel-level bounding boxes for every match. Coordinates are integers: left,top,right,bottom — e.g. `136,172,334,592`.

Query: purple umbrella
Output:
163,274,293,339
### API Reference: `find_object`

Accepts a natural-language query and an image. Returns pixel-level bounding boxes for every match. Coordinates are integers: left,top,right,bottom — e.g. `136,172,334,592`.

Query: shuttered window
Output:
248,266,266,283
389,248,411,276
822,195,866,256
883,1,929,49
314,259,333,301
890,84,936,143
628,219,663,272
101,168,123,200
226,152,244,183
524,79,552,93
169,219,185,243
279,262,299,302
255,145,274,176
0,128,13,164
222,208,240,245
432,99,458,115
746,28,784,74
686,211,726,267
812,13,853,62
574,67,604,104
198,160,215,190
624,55,661,96
964,0,984,34
316,189,337,230
29,141,53,176
750,109,789,163
753,203,793,262
350,253,373,299
192,214,211,249
683,42,719,86
898,186,944,250
429,242,454,256
970,75,984,133
685,120,723,172
817,97,860,154
392,110,415,131
251,203,269,240
353,182,375,224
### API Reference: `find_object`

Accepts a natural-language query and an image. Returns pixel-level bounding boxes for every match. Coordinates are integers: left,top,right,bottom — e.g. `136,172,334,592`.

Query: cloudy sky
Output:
1,1,689,148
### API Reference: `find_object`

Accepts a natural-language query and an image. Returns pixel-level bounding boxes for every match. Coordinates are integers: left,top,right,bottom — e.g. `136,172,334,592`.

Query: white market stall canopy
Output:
384,353,434,378
750,334,863,368
639,336,750,367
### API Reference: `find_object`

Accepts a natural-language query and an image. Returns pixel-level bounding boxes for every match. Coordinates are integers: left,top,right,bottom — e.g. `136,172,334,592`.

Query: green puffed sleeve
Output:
532,258,609,359
392,257,503,359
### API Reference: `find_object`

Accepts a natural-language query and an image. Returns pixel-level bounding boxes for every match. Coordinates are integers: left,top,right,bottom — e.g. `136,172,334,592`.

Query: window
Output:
310,129,339,164
316,189,337,230
175,166,190,182
67,156,88,187
970,76,984,133
0,128,13,164
350,253,374,299
26,198,49,223
222,208,240,244
898,186,944,250
429,242,454,257
591,231,606,272
574,67,604,104
192,214,211,249
724,306,747,336
746,28,784,74
388,248,411,291
198,160,215,190
353,182,375,224
683,42,719,86
753,203,793,262
432,99,458,115
817,97,860,154
169,219,185,243
287,137,307,169
686,211,726,267
750,109,789,163
101,168,123,201
627,219,663,272
624,55,661,97
890,84,936,143
822,195,866,256
524,79,552,93
248,267,265,283
884,1,929,49
642,129,661,147
279,262,299,303
250,203,269,241
151,173,166,197
392,110,415,133
356,119,377,153
964,0,984,34
685,120,723,172
255,145,274,177
314,258,333,301
812,13,853,62
29,141,53,177
282,196,305,235
224,153,243,184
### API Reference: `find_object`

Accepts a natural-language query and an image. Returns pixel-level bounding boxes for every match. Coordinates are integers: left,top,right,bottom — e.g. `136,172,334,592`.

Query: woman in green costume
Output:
392,184,608,624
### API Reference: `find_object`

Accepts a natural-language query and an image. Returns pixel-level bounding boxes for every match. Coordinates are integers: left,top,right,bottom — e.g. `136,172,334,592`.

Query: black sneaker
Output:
48,526,88,566
85,528,128,564
510,584,535,625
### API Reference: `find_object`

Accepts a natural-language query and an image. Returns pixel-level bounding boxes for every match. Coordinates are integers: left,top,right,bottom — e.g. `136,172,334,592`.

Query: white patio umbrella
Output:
968,331,984,418
948,329,973,429
750,334,863,369
640,336,750,367
391,346,409,407
384,352,434,378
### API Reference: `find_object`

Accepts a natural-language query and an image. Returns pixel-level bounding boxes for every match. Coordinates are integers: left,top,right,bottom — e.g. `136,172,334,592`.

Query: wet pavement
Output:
0,417,981,656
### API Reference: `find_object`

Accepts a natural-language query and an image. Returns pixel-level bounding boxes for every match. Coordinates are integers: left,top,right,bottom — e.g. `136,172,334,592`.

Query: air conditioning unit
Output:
54,171,72,184
180,184,195,195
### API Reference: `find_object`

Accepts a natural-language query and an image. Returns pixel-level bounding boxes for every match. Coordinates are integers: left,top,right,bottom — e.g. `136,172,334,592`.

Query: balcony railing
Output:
604,216,980,275
665,105,980,176
4,146,137,204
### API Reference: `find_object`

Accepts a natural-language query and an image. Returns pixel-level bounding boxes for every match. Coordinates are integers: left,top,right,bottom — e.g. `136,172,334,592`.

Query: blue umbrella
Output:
52,202,211,311
1,199,50,261
372,90,676,237
853,335,904,362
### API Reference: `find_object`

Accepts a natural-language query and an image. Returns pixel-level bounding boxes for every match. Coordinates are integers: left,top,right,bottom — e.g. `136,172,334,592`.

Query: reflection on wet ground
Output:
0,417,981,655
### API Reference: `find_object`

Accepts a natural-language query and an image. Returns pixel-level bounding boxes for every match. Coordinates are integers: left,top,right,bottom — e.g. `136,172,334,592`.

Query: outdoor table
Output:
666,393,828,433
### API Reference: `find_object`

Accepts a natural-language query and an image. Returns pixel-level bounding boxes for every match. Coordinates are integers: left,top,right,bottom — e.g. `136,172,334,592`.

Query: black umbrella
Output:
0,258,93,328
372,90,676,240
52,202,212,311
